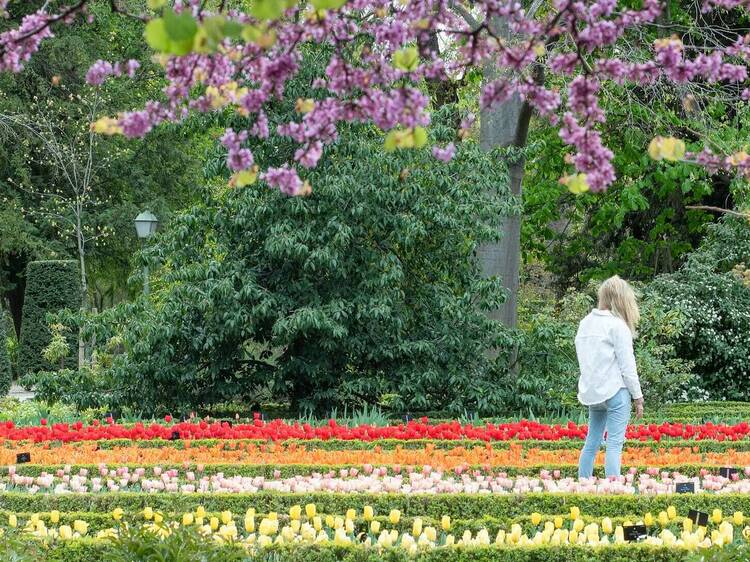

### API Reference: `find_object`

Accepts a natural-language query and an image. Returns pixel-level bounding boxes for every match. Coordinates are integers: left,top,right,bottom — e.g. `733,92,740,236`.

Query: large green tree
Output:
0,1,207,335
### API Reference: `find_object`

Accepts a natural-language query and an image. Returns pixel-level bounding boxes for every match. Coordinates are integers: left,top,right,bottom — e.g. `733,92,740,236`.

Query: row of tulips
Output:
2,417,750,442
4,442,750,468
2,503,749,552
4,463,750,496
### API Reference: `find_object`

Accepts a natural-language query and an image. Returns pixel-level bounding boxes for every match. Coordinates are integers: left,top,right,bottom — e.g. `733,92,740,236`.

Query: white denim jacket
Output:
575,308,643,406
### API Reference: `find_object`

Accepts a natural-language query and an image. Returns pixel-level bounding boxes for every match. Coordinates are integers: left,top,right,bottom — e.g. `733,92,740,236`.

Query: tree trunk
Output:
75,204,88,369
478,90,530,330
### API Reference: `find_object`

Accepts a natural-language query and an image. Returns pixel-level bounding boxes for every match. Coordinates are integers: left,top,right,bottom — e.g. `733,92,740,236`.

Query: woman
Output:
576,275,644,479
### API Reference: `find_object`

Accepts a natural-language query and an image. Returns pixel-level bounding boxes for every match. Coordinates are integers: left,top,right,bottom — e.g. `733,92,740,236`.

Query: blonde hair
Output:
598,275,640,336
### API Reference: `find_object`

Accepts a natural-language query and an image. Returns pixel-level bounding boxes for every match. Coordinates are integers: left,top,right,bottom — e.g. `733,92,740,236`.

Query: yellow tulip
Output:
289,505,302,521
425,526,437,542
244,516,255,533
268,512,278,521
346,509,356,521
412,517,423,537
196,506,206,519
683,518,693,532
658,511,669,526
345,518,354,534
112,508,123,522
644,512,654,526
9,514,17,528
73,520,88,536
734,512,745,526
183,513,194,526
389,509,401,525
305,504,316,519
48,510,60,524
210,517,219,531
531,512,542,526
572,518,584,532
602,517,613,534
313,516,322,531
712,509,723,524
154,512,164,524
143,507,154,520
441,515,451,531
667,506,677,520
59,525,72,540
554,516,563,529
325,515,335,528
370,520,381,534
570,506,580,520
363,506,374,521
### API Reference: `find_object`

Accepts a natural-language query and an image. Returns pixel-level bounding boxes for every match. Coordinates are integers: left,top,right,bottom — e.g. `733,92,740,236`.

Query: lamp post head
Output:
134,210,158,239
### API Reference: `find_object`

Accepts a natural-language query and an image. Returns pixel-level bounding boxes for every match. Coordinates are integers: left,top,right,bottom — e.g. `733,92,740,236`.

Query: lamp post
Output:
134,210,158,295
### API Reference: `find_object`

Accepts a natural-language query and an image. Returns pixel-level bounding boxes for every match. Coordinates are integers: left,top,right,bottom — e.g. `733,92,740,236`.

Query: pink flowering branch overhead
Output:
2,0,750,195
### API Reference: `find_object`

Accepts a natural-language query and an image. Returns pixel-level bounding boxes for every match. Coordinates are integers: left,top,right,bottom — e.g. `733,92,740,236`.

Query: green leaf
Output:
147,0,167,9
144,18,170,52
392,46,419,72
163,8,198,42
223,20,244,39
311,0,348,9
251,0,286,20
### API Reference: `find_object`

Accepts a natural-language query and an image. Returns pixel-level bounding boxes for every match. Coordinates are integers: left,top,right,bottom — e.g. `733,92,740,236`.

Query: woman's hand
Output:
633,398,644,420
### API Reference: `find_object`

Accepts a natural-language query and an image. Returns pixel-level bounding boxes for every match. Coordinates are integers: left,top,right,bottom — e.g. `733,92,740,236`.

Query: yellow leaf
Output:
90,117,122,135
533,42,546,57
230,167,259,188
648,136,663,160
561,173,590,194
295,98,315,114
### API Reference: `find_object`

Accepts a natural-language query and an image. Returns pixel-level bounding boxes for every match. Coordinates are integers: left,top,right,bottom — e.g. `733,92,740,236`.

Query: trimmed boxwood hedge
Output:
2,491,750,520
0,314,11,397
17,260,81,377
0,462,743,479
28,438,750,453
0,540,727,562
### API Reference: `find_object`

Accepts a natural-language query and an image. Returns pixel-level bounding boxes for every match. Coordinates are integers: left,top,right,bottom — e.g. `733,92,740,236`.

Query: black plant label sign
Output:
170,430,180,441
689,509,709,527
719,467,738,479
16,452,30,464
676,482,695,493
623,524,648,542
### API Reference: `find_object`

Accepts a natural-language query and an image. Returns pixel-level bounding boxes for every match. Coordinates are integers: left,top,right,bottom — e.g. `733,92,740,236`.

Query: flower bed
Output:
1,442,749,469
2,417,750,442
3,415,750,560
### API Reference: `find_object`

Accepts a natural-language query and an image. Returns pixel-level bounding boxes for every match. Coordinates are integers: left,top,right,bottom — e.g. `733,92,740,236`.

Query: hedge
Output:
0,537,734,562
0,462,744,479
17,260,81,377
3,491,750,520
25,438,750,453
0,314,11,397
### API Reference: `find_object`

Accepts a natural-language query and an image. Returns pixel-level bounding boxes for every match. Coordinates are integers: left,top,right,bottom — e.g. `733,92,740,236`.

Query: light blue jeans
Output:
578,387,631,478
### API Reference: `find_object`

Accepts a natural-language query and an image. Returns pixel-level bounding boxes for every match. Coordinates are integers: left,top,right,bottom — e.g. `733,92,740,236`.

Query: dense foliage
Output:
0,312,11,396
28,107,515,415
17,260,81,377
649,218,750,400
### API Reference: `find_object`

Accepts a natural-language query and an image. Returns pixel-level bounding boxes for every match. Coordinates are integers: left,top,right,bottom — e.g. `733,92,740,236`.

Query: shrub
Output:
56,108,515,416
17,260,81,378
649,218,750,400
0,313,11,397
505,282,696,415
